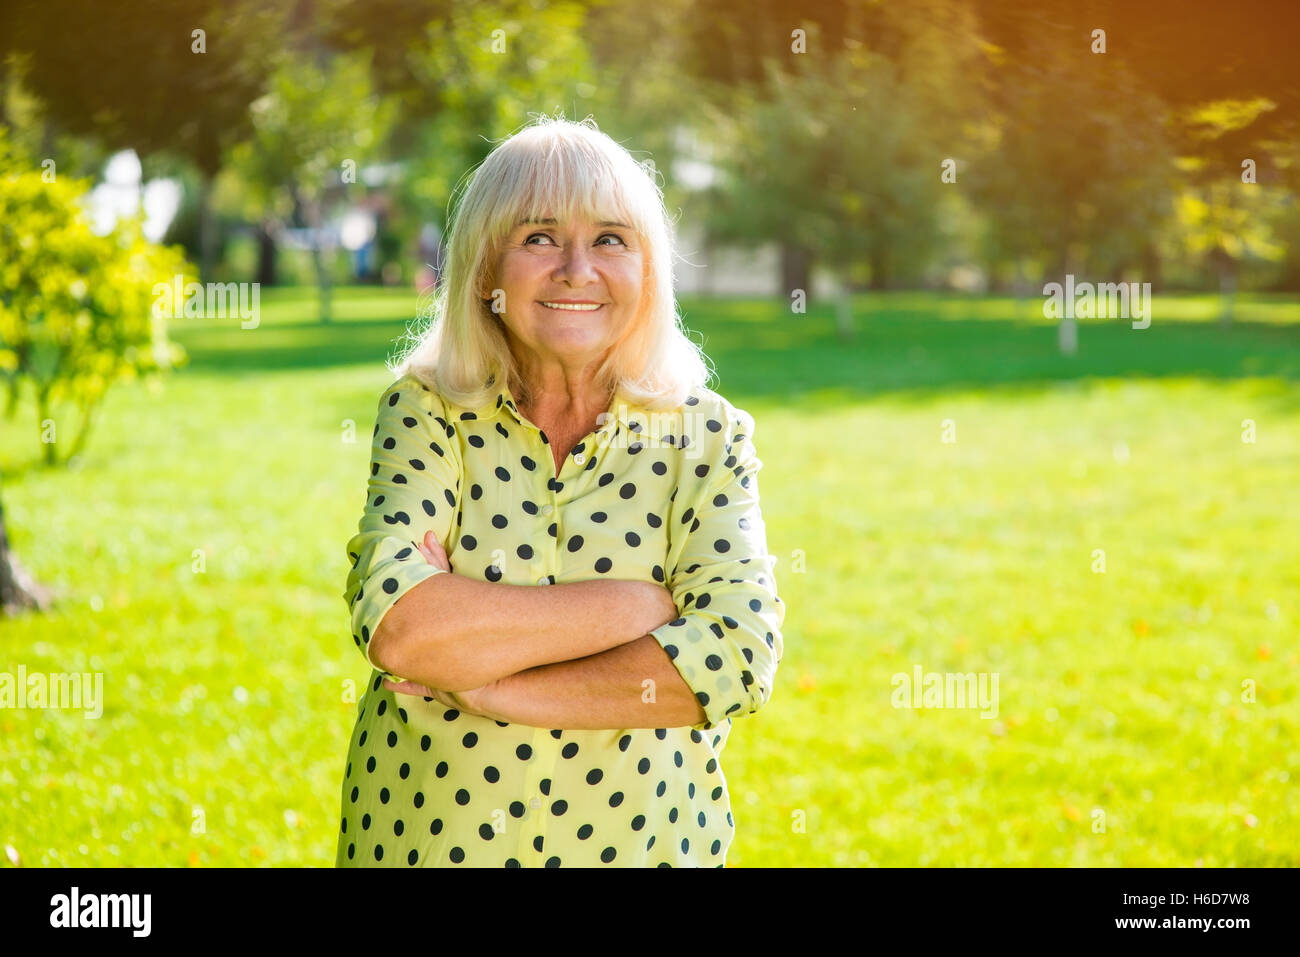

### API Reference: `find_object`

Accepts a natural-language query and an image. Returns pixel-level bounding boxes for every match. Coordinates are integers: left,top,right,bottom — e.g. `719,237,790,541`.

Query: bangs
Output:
484,129,655,248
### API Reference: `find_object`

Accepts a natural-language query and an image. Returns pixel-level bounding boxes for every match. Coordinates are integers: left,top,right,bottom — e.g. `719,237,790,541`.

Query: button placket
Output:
518,728,559,860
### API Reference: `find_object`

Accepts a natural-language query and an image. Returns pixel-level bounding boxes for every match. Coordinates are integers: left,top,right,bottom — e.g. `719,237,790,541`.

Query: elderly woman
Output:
336,116,786,868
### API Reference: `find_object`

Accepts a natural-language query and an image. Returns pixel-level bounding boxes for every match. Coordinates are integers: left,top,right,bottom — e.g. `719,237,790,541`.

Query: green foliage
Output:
0,126,191,465
968,29,1177,281
700,10,990,291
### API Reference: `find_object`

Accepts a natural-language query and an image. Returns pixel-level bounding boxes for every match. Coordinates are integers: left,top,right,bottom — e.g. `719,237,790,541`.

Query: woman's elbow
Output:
371,614,477,690
367,613,408,676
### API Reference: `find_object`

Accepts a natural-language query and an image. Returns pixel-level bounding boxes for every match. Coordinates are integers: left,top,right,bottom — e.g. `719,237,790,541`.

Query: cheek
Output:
618,258,648,299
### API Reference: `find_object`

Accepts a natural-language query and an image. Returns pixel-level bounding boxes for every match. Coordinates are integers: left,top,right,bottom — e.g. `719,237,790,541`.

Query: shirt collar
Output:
477,378,629,441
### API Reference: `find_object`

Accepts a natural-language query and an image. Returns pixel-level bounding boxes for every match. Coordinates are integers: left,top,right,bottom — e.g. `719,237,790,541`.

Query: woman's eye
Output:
523,232,626,246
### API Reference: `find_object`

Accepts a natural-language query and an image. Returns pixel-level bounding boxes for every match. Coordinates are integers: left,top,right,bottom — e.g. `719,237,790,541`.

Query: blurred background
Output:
0,0,1297,867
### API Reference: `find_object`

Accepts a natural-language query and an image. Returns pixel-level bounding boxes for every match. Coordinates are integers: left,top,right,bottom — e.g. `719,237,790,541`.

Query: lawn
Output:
2,286,1297,866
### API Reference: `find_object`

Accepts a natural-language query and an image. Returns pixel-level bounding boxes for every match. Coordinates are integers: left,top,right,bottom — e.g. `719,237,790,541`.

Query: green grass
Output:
2,287,1298,866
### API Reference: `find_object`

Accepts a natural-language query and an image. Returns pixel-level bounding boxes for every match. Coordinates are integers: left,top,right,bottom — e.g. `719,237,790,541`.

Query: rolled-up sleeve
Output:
344,375,462,675
649,404,785,731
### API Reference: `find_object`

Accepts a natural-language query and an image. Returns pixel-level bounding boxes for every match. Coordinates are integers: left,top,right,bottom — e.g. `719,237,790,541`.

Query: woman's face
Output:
485,214,645,374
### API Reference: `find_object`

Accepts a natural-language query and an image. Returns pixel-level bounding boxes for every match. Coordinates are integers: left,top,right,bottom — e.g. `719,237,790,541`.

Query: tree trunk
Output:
1058,243,1078,356
868,244,889,291
306,197,332,324
780,241,812,300
255,219,278,287
1218,251,1237,327
0,475,53,615
833,268,856,343
1142,240,1162,294
1012,258,1031,319
198,173,217,282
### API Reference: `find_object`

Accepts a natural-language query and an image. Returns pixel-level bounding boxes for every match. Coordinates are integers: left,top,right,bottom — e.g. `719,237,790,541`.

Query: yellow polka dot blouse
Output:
336,373,785,867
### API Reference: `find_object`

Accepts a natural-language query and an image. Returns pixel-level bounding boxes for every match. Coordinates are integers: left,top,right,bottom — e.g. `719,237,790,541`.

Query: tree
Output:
0,128,191,615
700,20,981,338
967,19,1176,351
0,0,286,279
225,49,394,322
0,129,191,465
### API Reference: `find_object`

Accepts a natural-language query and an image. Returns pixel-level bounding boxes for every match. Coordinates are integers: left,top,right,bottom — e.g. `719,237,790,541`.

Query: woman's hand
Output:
415,529,451,573
382,677,499,716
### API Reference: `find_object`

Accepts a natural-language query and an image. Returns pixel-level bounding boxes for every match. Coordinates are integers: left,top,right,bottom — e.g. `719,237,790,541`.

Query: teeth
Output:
541,302,603,311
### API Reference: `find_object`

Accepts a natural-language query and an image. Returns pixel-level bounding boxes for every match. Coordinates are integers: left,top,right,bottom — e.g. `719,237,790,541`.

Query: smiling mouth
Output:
538,301,606,312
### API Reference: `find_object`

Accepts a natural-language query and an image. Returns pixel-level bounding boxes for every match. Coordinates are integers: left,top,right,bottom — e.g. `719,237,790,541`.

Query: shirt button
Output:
541,503,553,515
573,453,585,465
537,576,550,586
529,796,541,809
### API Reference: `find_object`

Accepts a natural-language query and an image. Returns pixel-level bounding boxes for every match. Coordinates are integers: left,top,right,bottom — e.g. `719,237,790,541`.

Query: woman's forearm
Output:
374,573,678,691
483,634,707,730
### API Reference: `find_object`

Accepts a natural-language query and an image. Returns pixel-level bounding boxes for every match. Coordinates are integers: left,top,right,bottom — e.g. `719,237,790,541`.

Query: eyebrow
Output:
516,217,631,229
